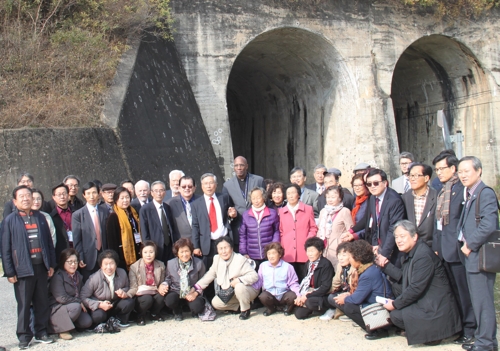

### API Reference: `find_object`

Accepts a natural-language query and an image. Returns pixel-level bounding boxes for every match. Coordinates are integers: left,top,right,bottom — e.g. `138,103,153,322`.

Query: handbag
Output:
199,297,217,321
215,282,235,304
474,187,500,273
360,276,391,333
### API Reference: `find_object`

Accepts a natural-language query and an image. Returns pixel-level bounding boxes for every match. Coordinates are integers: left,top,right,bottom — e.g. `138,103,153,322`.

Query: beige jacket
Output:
331,262,355,293
127,259,165,297
196,253,258,290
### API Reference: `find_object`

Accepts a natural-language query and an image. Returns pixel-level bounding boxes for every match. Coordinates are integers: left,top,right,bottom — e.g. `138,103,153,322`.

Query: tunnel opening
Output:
226,27,347,182
391,34,491,165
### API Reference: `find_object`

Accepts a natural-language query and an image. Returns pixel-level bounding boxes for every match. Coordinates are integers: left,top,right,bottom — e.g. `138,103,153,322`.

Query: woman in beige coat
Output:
127,241,166,326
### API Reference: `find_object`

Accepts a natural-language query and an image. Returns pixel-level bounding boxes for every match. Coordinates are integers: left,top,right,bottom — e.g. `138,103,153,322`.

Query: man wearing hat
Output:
101,183,117,214
353,162,370,175
317,168,355,212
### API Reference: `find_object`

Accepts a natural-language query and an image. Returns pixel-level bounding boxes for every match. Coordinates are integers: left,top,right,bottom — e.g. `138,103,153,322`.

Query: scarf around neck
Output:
351,194,369,223
113,204,140,269
437,174,459,226
299,258,320,295
179,259,192,298
252,204,266,224
217,252,235,289
318,204,343,240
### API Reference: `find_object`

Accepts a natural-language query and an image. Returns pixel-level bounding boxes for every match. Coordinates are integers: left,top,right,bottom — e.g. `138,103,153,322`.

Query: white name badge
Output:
436,220,443,231
369,217,373,228
67,230,73,242
134,232,142,244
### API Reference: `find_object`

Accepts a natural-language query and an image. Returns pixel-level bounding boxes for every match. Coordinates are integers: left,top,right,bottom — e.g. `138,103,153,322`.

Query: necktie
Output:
318,185,325,195
186,201,192,227
310,263,316,287
375,197,380,220
209,197,218,233
160,205,171,246
404,178,410,193
93,207,102,251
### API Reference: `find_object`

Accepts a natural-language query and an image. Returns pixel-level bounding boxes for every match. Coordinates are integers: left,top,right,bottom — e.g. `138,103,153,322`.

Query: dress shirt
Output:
204,194,226,240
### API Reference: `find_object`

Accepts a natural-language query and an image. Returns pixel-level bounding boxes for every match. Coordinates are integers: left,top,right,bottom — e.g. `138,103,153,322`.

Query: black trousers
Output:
160,243,174,264
258,290,296,313
202,240,218,301
448,262,476,336
135,293,165,317
294,296,328,320
89,298,135,325
331,300,366,330
13,264,50,342
164,292,205,315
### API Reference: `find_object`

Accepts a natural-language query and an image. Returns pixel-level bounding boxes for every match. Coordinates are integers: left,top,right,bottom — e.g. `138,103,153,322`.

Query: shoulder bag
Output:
475,187,500,273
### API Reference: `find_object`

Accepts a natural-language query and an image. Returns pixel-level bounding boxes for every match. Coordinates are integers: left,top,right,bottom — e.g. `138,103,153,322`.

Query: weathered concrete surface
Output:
170,0,500,185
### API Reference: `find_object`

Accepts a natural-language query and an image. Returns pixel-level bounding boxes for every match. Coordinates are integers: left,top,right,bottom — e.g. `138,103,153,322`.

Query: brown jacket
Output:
127,259,165,297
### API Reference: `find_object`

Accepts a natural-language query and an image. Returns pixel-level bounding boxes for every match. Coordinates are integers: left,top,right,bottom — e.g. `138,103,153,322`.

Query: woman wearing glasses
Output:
48,248,92,340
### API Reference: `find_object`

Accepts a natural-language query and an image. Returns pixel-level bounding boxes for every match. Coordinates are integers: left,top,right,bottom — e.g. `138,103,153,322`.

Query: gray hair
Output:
134,180,150,190
313,164,327,172
151,180,166,190
399,152,415,162
17,172,34,184
63,175,81,185
201,173,217,183
394,220,418,238
459,156,482,172
169,170,185,180
249,187,266,202
290,167,306,177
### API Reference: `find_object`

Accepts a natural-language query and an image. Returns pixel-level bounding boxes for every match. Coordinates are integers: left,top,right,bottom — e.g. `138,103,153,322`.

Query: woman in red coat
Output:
279,184,318,280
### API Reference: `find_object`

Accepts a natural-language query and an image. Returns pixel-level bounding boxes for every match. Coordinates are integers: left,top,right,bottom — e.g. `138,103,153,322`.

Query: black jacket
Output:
300,256,335,298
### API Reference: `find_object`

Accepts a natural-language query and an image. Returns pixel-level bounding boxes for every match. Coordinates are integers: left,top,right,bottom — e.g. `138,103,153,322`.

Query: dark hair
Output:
324,185,344,201
346,240,374,264
399,152,415,162
214,235,234,249
92,179,102,191
179,175,196,187
140,240,158,257
59,248,79,270
51,183,69,196
82,181,99,194
17,172,34,184
113,186,131,203
459,156,482,172
286,183,302,197
351,173,366,187
120,179,134,187
324,172,340,182
267,182,286,202
264,242,285,258
30,188,45,202
172,238,195,256
63,175,81,185
408,163,433,178
304,237,325,253
290,167,306,177
263,179,274,189
366,168,387,182
98,250,120,267
432,150,459,171
13,185,32,199
336,241,351,255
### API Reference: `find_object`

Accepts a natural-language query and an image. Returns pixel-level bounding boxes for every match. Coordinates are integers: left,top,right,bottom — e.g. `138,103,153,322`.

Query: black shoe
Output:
365,329,389,340
229,309,240,315
395,328,406,337
34,334,55,344
455,335,475,344
462,344,497,351
174,313,183,321
19,339,32,350
424,340,442,346
263,309,275,317
151,314,164,322
136,316,146,326
239,310,251,320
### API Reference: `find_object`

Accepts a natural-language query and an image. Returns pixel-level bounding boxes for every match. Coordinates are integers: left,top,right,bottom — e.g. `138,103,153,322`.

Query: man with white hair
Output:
130,180,151,215
163,170,185,202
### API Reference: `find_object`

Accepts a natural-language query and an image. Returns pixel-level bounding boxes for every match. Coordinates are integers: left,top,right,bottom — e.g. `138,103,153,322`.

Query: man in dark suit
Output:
305,164,327,194
432,151,476,345
168,176,199,240
317,169,355,212
63,175,85,212
222,156,264,251
163,170,184,202
49,183,72,259
348,168,406,266
130,180,152,214
140,181,178,263
192,173,237,269
457,156,498,351
401,163,437,247
290,167,319,217
72,182,109,282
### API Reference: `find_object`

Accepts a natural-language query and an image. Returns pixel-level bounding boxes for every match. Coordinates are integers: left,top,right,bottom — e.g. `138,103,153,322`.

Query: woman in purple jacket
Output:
239,187,280,270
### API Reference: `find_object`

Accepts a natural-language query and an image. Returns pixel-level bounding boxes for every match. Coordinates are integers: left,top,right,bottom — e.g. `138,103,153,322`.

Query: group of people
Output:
0,151,498,351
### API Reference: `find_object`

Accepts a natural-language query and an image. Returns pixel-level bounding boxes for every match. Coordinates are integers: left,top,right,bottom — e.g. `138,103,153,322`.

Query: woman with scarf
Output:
330,240,392,340
340,174,370,242
163,238,206,321
293,237,334,319
127,241,166,326
317,186,353,268
192,236,258,320
106,186,141,271
48,248,92,340
239,187,280,270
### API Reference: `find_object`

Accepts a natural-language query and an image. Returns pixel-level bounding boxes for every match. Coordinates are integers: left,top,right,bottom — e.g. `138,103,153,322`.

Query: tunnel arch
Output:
226,27,356,182
391,34,493,166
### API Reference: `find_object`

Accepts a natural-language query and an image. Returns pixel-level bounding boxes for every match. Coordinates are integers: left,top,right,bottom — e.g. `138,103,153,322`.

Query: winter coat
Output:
164,257,206,294
239,207,280,260
80,268,130,311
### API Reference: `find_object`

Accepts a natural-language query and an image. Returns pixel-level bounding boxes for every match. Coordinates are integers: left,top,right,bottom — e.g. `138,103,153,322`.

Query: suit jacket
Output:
432,181,465,263
191,193,232,256
168,195,199,239
162,190,174,203
139,201,178,259
458,181,499,273
317,188,355,212
305,183,321,193
392,175,409,195
352,187,406,264
402,187,437,247
71,204,109,271
49,207,71,259
130,197,152,216
301,187,319,217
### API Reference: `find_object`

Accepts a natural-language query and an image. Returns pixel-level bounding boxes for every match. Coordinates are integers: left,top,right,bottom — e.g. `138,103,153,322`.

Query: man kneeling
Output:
376,220,461,346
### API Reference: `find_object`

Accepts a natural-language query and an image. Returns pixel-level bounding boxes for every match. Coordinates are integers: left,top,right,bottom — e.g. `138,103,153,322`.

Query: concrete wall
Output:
170,0,500,186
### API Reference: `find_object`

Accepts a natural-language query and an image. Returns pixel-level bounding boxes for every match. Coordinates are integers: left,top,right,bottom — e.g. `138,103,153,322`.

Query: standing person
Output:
31,189,56,246
401,163,437,247
1,186,56,349
50,183,73,258
457,156,499,351
391,152,415,195
101,183,117,214
163,170,185,202
432,151,476,345
130,180,151,215
347,173,370,239
63,175,84,212
289,167,319,217
223,156,265,252
316,186,353,268
266,182,287,211
3,172,51,219
305,164,327,195
279,184,318,278
239,187,280,269
317,170,355,212
72,182,109,282
140,181,178,264
168,176,199,240
120,180,136,200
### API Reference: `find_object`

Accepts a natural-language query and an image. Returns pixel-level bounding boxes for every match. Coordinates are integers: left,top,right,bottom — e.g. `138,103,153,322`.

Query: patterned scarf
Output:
351,194,369,223
113,204,140,269
178,259,192,298
436,174,459,226
317,204,343,240
145,262,155,286
299,258,320,295
349,262,372,294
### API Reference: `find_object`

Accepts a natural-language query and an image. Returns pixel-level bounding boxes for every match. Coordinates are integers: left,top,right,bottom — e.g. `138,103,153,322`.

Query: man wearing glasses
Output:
63,175,84,212
401,163,437,247
168,176,199,240
391,152,415,195
49,183,73,258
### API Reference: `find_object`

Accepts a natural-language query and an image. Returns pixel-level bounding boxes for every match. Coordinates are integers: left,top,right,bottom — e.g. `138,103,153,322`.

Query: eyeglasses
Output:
65,260,78,265
409,174,424,179
400,162,411,166
366,181,381,187
434,166,450,172
181,185,193,189
352,184,365,188
54,193,68,197
152,189,166,193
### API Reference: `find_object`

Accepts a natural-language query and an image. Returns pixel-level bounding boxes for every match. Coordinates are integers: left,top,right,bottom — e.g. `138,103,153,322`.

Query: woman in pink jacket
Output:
279,184,318,279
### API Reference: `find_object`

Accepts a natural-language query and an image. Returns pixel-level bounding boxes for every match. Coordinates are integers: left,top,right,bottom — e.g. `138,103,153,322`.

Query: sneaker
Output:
339,315,351,322
59,332,73,340
114,319,130,328
19,339,32,350
34,335,54,344
319,308,335,321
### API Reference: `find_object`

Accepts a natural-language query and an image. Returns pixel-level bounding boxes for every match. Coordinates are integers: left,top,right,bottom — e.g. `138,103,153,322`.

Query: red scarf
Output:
351,194,369,223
